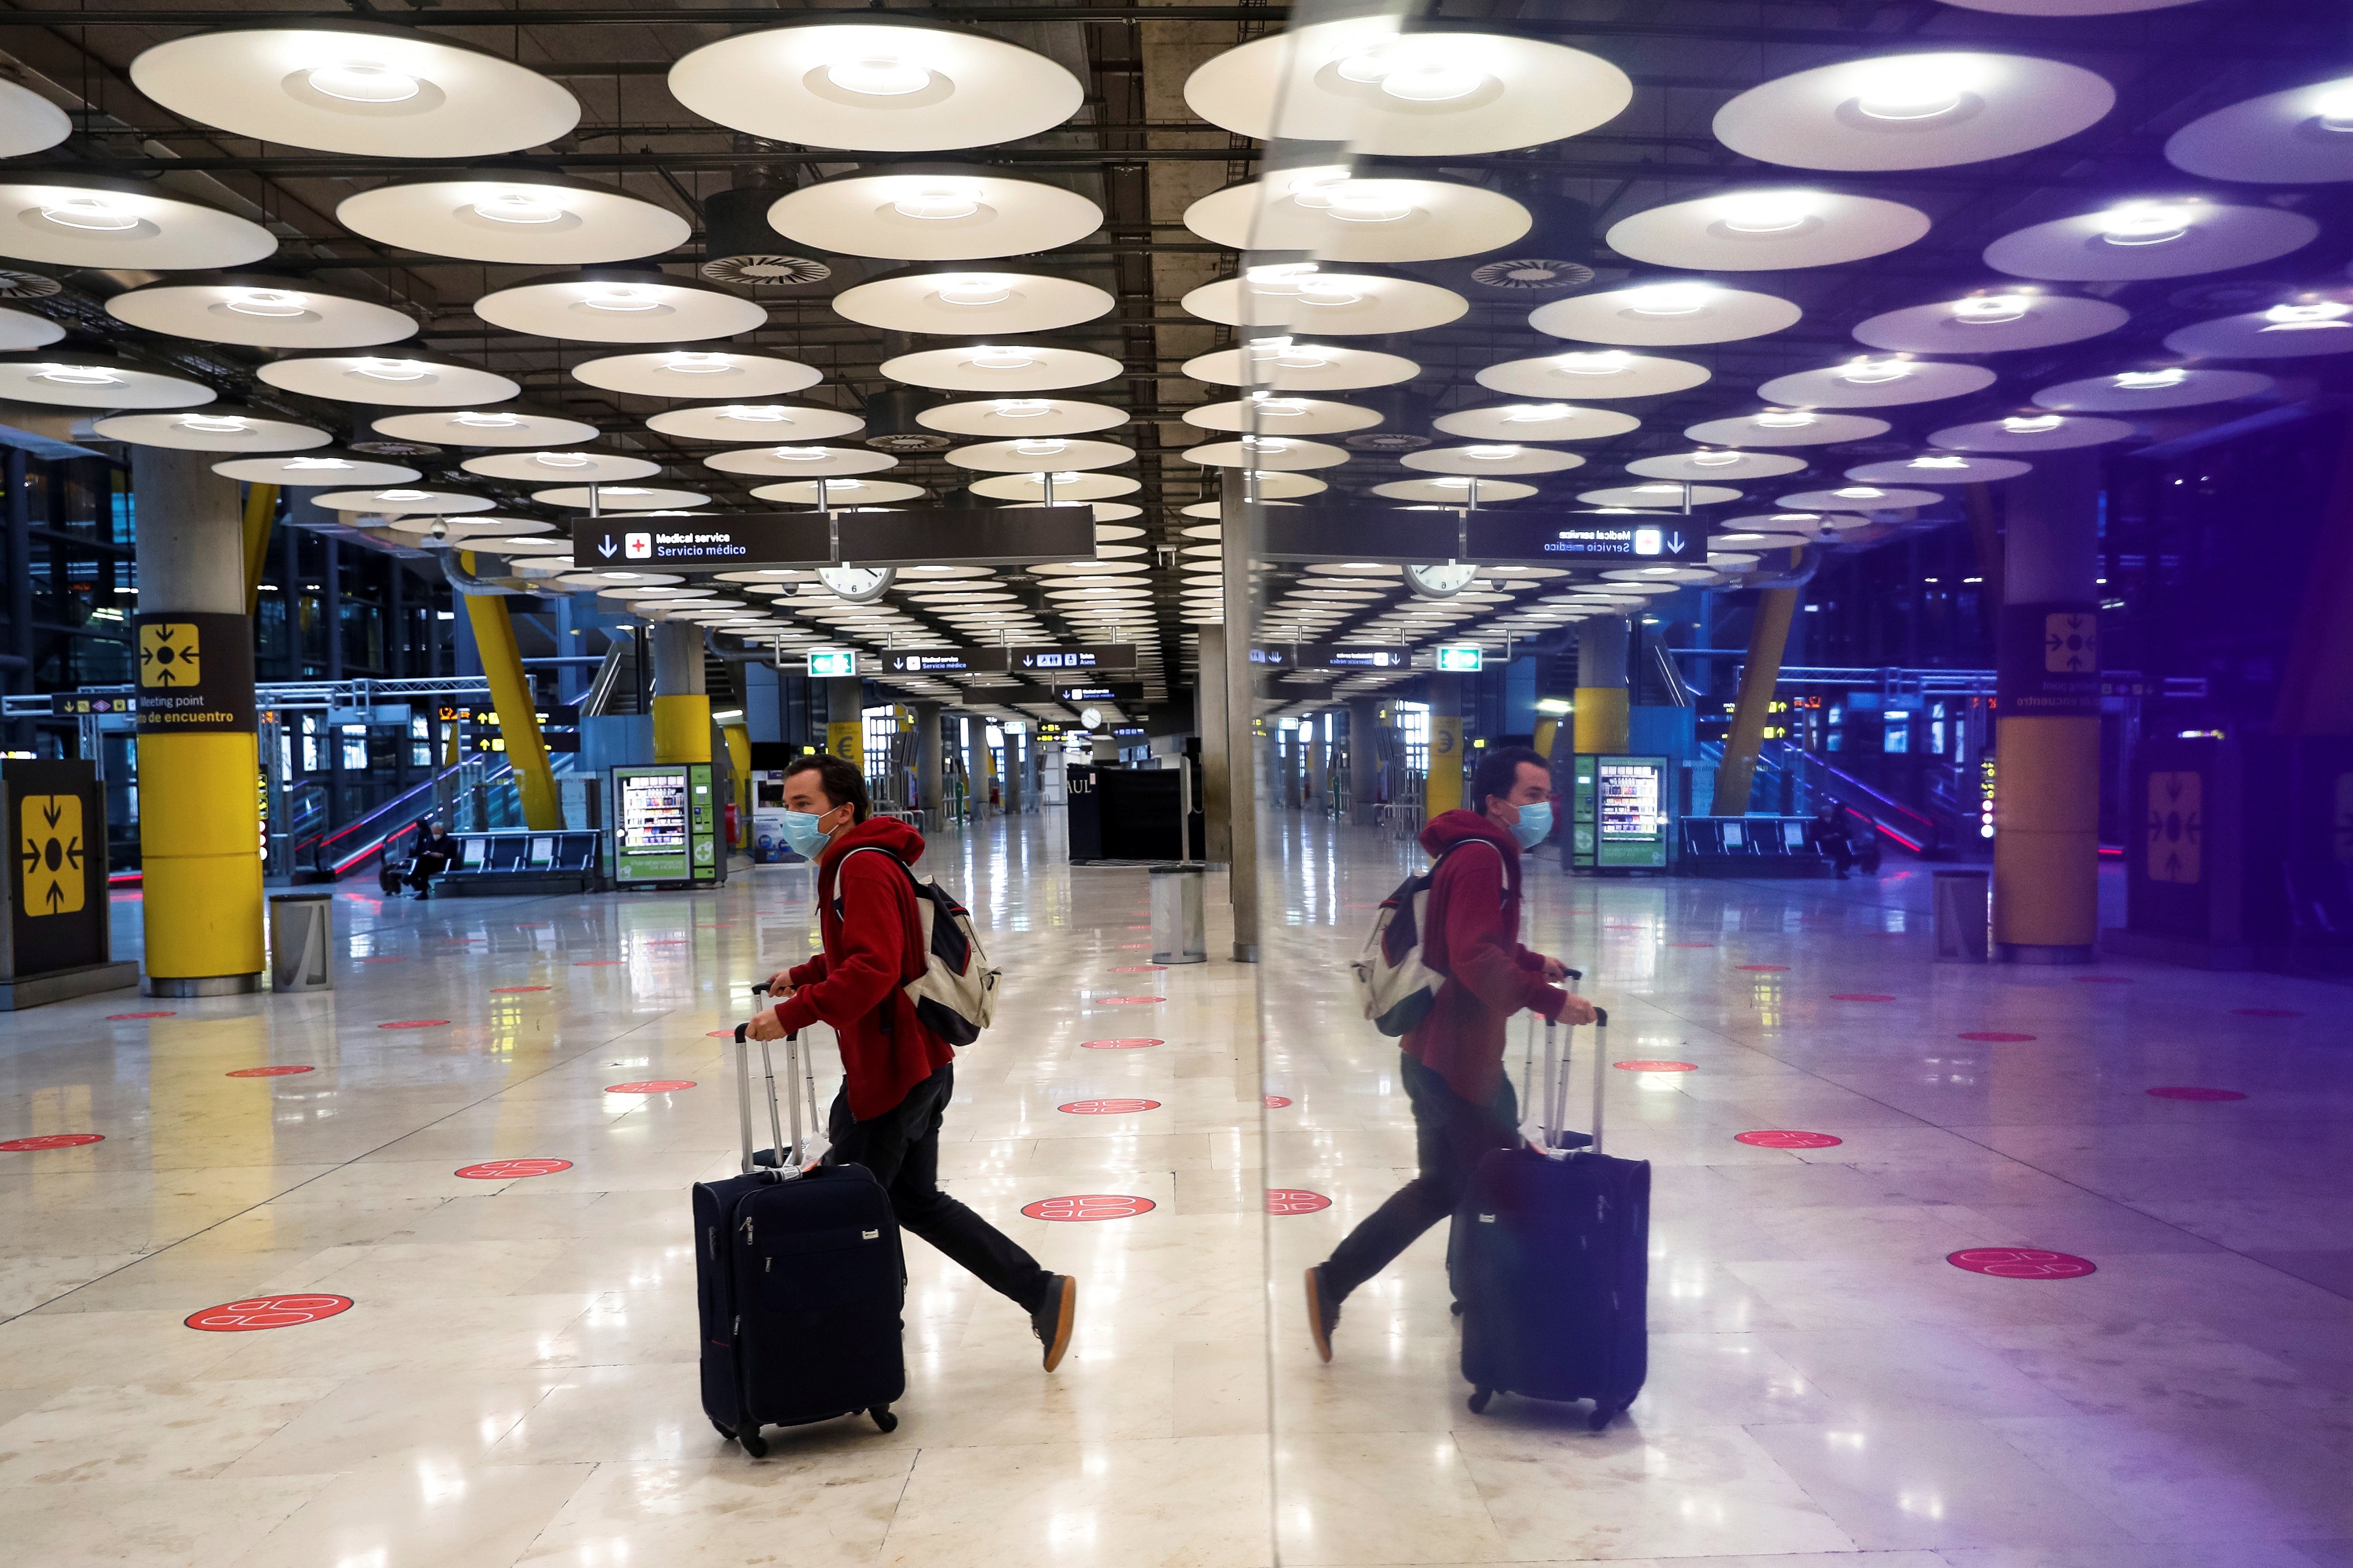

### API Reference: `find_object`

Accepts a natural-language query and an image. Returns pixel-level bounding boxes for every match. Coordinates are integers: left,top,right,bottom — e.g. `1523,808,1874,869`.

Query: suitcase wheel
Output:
709,1419,735,1443
1467,1387,1492,1415
870,1404,899,1434
1588,1402,1620,1433
739,1428,769,1459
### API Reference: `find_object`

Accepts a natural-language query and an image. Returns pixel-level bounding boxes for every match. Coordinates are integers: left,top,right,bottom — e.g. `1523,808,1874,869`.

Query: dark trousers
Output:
826,1063,1052,1314
407,851,452,892
1322,1052,1520,1302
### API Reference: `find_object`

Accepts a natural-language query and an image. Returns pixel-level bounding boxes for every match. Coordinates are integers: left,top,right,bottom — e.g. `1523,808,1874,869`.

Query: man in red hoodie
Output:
748,753,1077,1372
1304,745,1596,1361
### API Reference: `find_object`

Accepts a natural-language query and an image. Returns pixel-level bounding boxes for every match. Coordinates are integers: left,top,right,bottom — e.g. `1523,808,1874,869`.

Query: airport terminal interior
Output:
2,0,2352,1565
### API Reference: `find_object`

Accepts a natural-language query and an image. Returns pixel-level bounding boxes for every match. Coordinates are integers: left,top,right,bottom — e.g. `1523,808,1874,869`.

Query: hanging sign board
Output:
570,507,1086,572
842,507,1090,568
130,612,257,733
1260,509,1705,566
879,644,1138,676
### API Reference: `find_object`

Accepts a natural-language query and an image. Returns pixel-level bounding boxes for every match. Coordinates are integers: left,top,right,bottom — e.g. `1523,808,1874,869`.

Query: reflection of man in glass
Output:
1305,746,1597,1362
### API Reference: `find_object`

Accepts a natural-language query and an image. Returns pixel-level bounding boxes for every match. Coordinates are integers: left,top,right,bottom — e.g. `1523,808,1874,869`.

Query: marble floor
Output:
1,810,2348,1568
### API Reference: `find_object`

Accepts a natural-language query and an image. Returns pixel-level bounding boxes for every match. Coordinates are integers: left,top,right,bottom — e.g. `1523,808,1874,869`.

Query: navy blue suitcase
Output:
1452,1008,1650,1430
695,1015,906,1457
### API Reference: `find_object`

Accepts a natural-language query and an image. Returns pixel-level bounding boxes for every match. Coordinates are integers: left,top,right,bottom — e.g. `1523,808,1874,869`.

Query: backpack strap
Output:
829,845,923,1032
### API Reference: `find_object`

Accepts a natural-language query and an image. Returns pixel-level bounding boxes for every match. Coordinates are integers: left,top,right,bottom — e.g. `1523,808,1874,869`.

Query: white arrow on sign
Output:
1667,532,1686,552
597,536,617,558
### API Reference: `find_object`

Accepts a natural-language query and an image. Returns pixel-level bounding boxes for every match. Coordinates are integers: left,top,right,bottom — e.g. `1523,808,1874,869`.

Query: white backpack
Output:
1350,841,1504,1036
836,847,1000,1045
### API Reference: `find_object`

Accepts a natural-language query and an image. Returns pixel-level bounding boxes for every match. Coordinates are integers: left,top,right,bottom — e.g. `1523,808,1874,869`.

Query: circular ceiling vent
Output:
0,268,62,299
865,430,952,453
1346,431,1431,452
1468,258,1596,293
349,439,443,458
701,253,831,287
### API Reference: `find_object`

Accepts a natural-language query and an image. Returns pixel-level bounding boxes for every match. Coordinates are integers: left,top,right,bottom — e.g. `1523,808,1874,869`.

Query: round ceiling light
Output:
1936,0,2197,12
259,352,518,407
646,402,866,442
1373,477,1541,504
2166,75,2353,185
948,438,1135,473
532,485,709,511
90,406,329,451
1184,438,1349,471
1853,290,2128,354
2165,301,2353,360
128,24,579,157
1606,189,1929,271
372,408,599,447
212,450,422,486
880,343,1120,392
769,167,1102,262
1184,19,1630,153
1184,166,1531,263
753,478,927,506
1433,403,1640,442
0,353,214,409
462,450,662,483
1778,485,1943,511
1232,471,1330,500
1578,483,1741,508
1756,357,1996,409
336,174,690,265
832,266,1113,335
1396,445,1585,482
704,445,899,478
473,269,766,344
1928,414,2134,453
1475,351,1709,400
0,178,276,269
1683,410,1889,447
1183,268,1467,336
0,80,69,158
969,471,1140,502
1846,455,2031,485
1185,397,1381,435
917,398,1127,438
572,349,821,399
0,306,63,351
1183,340,1419,391
668,19,1083,152
1712,53,2113,171
105,273,420,350
1984,201,2318,281
2030,367,2273,413
1528,281,1800,346
313,486,494,516
1624,451,1806,482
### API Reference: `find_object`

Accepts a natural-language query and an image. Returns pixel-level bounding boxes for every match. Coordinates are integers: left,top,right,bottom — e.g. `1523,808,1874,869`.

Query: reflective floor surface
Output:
2,810,2348,1568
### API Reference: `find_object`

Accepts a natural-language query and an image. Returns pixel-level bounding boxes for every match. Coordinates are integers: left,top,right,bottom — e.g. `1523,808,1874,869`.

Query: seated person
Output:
407,820,456,896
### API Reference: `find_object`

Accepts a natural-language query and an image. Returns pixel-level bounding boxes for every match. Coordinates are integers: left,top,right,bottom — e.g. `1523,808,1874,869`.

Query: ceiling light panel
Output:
832,268,1113,334
571,350,821,398
337,176,691,265
212,451,422,486
705,445,899,478
1713,53,2113,171
1852,290,2128,354
0,354,214,409
1578,483,1741,508
645,403,866,443
473,272,766,344
1682,410,1889,447
1606,189,1930,271
947,438,1136,474
0,80,69,158
1845,455,2031,484
90,407,329,451
261,353,519,407
0,180,276,269
769,169,1102,262
1183,438,1350,471
2030,367,2274,412
1185,397,1382,435
917,398,1129,438
1984,201,2318,281
1183,269,1467,336
1183,340,1418,391
129,25,580,156
1756,357,1996,409
1374,477,1539,503
1475,351,1708,400
106,275,420,349
1529,282,1800,346
1433,403,1641,442
533,485,710,510
462,450,662,483
1623,451,1806,482
1928,414,2135,452
2166,75,2353,185
1185,167,1531,262
1402,446,1586,476
373,408,599,446
2165,302,2353,360
881,343,1122,392
754,479,928,506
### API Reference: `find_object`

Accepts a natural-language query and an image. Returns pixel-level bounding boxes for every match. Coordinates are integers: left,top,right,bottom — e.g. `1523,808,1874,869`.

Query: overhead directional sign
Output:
1261,508,1706,566
1013,644,1137,673
1463,514,1705,564
880,644,1138,676
1254,644,1412,671
568,507,1087,572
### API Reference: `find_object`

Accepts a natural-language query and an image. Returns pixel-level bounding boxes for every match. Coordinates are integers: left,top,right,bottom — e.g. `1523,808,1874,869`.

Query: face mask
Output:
1508,800,1553,850
780,809,832,858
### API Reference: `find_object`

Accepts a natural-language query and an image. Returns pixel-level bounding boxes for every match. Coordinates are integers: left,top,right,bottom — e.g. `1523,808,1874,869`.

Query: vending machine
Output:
1567,754,1672,873
610,762,721,888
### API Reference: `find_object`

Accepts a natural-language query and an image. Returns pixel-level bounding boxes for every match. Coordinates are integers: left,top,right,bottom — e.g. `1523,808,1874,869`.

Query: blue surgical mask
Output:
1509,800,1553,850
780,810,830,859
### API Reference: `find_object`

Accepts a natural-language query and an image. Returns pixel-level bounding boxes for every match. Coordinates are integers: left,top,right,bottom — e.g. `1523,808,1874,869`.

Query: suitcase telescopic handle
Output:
731,1018,800,1179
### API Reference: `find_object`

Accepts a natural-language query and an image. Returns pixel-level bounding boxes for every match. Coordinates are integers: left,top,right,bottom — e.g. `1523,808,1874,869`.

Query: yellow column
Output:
649,620,711,764
722,722,752,847
241,483,277,616
1714,589,1797,817
1992,716,2101,947
1573,616,1631,755
2273,411,2353,737
1532,716,1559,761
458,573,561,830
1426,671,1463,819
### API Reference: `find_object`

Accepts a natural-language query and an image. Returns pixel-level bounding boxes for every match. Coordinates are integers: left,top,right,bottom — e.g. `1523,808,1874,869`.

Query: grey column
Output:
1219,470,1259,962
1198,624,1231,862
322,537,342,682
911,701,944,824
1003,726,1023,815
651,619,706,697
6,447,30,751
1347,696,1383,825
963,712,990,820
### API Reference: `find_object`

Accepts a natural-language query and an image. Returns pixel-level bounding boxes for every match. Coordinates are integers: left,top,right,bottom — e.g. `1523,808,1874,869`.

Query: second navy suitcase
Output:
694,1012,907,1457
1451,1008,1650,1430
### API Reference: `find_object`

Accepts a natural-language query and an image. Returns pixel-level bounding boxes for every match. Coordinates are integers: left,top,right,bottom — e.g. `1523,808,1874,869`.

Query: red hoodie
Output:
1407,808,1570,1106
771,815,955,1121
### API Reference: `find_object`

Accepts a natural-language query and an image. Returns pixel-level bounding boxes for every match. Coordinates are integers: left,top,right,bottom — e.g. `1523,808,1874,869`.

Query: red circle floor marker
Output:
1109,965,1166,973
1947,1247,2096,1280
706,1029,733,1039
378,1019,451,1030
1736,1130,1842,1149
1082,1038,1161,1050
2148,1086,2247,1102
1097,995,1165,1005
455,1158,574,1180
1058,1099,1161,1115
1830,994,1896,1002
105,1011,174,1020
1022,1194,1155,1222
0,1133,104,1151
1736,964,1789,972
226,1065,313,1078
1115,943,1150,950
2231,1007,2304,1018
1266,1188,1332,1215
605,1080,696,1094
492,986,553,994
1614,1059,1697,1072
1263,1095,1293,1109
185,1293,354,1332
1959,1031,2036,1041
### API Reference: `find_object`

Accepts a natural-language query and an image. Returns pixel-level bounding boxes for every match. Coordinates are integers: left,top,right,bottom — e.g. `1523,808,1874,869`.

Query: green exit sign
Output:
807,648,857,678
1434,644,1484,673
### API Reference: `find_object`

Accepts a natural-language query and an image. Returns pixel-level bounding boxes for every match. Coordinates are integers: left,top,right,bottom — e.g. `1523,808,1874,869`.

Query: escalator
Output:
295,756,521,882
1703,739,1967,859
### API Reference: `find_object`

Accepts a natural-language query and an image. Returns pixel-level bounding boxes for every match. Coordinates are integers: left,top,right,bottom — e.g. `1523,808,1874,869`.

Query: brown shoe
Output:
1033,1274,1077,1372
1305,1264,1340,1363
